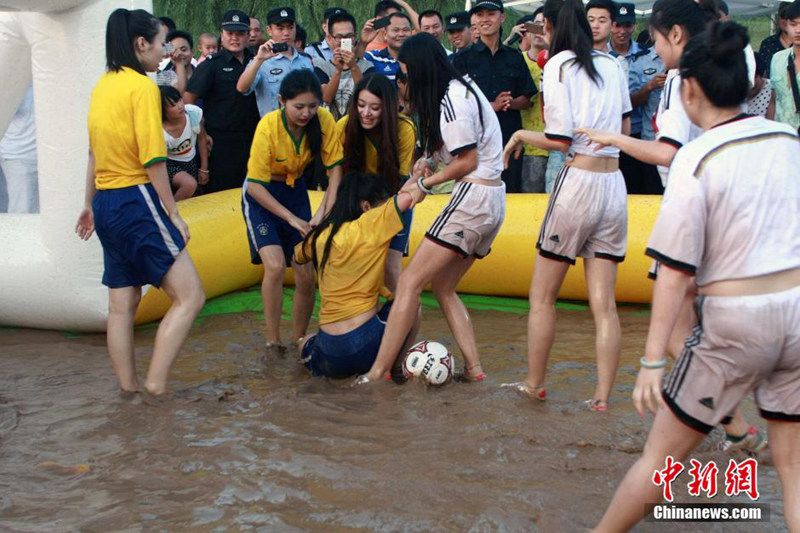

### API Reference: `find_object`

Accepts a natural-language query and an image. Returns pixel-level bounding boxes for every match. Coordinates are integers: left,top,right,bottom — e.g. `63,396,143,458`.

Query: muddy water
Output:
0,305,786,532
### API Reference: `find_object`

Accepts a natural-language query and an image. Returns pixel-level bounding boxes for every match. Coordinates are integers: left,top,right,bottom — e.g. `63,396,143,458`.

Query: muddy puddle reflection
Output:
0,305,786,532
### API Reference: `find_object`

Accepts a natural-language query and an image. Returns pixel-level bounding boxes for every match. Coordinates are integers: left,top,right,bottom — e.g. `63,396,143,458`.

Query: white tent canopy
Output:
482,0,782,16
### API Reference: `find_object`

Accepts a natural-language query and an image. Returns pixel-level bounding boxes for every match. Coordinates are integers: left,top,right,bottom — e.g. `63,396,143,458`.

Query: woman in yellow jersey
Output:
75,9,205,396
337,74,417,292
295,172,424,377
243,70,344,350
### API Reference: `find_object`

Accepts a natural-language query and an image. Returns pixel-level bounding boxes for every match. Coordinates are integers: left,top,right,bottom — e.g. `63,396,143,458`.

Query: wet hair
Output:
419,9,444,26
158,16,177,31
296,25,307,49
544,0,600,83
105,9,163,75
343,74,402,193
680,21,750,107
533,6,544,17
649,0,719,41
279,70,324,159
304,172,392,274
375,0,402,18
159,85,182,121
167,29,193,49
717,0,729,15
398,32,485,155
786,0,800,19
327,12,357,35
586,0,617,20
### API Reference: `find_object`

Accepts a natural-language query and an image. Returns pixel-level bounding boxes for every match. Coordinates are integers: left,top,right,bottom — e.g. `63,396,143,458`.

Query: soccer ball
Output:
402,341,453,386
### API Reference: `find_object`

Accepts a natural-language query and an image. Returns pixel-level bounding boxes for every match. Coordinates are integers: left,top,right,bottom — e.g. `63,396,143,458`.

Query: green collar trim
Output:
281,108,305,154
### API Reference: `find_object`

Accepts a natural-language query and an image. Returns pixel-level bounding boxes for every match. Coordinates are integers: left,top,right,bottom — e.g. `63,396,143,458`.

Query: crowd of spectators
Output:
1,0,796,211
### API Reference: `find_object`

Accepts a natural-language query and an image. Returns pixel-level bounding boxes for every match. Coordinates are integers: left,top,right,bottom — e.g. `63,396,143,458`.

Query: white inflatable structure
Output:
0,0,151,331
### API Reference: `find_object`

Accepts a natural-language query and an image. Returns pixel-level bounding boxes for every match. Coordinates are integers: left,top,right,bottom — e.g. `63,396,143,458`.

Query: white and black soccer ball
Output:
402,341,453,386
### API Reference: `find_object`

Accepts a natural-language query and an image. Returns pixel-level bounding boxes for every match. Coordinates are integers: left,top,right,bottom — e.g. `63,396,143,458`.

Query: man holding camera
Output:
236,7,314,117
313,12,375,120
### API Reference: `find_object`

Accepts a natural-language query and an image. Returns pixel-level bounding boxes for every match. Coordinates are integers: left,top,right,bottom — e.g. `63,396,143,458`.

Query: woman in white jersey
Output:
594,22,800,532
357,32,506,384
580,0,718,185
580,0,767,448
501,0,631,411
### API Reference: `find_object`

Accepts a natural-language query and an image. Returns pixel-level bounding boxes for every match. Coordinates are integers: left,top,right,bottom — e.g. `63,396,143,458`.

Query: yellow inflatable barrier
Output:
135,191,660,324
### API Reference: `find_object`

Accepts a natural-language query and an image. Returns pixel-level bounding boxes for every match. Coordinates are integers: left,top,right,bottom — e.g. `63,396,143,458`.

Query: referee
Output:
452,0,536,192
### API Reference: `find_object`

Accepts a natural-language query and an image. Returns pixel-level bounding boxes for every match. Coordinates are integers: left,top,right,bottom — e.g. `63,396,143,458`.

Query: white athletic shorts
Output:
426,180,506,258
663,285,800,433
537,165,627,263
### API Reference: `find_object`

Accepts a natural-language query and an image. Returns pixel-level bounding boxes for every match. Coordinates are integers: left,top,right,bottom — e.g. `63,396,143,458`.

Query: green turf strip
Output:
191,286,595,325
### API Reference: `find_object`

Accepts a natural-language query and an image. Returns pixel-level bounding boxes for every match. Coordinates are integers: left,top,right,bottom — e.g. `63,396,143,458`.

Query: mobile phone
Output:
373,16,392,30
524,22,544,35
341,38,352,52
164,42,174,54
272,42,289,53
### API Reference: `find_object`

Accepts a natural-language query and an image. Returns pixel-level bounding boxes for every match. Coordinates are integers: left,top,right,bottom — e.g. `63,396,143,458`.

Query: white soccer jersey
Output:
646,115,800,287
542,50,632,158
654,69,703,185
437,78,504,181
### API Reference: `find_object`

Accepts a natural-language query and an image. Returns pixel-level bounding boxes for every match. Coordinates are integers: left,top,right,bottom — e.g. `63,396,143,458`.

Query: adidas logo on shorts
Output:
699,397,714,409
454,231,465,239
549,234,560,243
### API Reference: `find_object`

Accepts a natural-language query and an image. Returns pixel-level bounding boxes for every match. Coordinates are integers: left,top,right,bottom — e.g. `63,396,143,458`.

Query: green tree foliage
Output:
153,0,775,52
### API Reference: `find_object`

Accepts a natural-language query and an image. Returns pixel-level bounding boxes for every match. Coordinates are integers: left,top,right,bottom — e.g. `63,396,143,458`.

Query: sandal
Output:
501,382,546,400
455,363,487,383
584,399,608,412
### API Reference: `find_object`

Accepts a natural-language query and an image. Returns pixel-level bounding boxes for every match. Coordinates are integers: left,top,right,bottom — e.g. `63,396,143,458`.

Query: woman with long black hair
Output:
296,173,424,377
579,0,767,449
358,32,506,384
501,0,631,411
593,22,800,531
243,69,343,351
337,73,417,291
75,9,205,396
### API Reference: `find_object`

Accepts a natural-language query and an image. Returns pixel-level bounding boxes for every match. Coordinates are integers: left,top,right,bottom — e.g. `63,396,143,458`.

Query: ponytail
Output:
544,0,601,84
106,8,161,74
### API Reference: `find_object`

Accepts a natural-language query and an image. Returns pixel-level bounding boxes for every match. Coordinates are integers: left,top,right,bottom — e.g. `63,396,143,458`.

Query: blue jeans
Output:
545,150,567,194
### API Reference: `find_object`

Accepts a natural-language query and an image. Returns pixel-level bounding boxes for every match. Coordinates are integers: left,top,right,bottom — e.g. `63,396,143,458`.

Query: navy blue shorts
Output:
92,183,186,289
389,208,413,256
302,301,392,378
242,178,311,265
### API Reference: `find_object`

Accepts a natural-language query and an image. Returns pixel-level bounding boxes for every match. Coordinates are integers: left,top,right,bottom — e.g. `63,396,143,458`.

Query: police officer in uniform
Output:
185,10,260,193
444,11,473,54
452,0,536,193
628,38,666,193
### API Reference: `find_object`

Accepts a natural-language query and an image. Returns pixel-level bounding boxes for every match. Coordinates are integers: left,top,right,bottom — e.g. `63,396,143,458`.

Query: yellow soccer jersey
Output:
336,115,417,181
247,107,343,187
521,53,548,158
88,68,167,189
294,198,405,325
